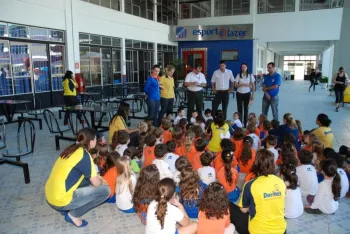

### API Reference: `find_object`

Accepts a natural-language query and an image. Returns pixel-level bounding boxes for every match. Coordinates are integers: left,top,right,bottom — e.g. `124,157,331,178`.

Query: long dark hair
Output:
321,159,341,201
251,149,275,176
60,128,96,159
221,149,234,186
214,111,225,127
280,164,298,190
155,178,176,229
109,102,130,125
63,70,73,80
240,136,253,166
239,63,250,78
317,113,332,127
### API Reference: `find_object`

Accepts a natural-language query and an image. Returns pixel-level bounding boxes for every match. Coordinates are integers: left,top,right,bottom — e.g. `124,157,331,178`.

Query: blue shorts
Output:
105,194,116,203
119,207,137,213
175,229,178,234
228,187,241,203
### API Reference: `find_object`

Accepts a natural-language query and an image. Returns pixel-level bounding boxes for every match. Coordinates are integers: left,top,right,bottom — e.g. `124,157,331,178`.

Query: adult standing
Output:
157,65,176,126
309,69,317,92
332,67,348,112
234,63,255,127
184,64,207,120
262,62,282,121
211,60,235,119
45,128,110,228
144,65,161,125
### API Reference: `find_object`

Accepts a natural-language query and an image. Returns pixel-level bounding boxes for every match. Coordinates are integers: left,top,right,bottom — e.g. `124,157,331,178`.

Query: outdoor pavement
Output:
0,80,350,234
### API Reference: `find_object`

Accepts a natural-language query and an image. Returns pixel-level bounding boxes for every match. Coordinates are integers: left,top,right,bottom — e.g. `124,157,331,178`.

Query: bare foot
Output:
68,213,83,226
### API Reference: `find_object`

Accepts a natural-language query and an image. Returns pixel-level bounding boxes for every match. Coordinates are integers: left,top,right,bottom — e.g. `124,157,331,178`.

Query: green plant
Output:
328,85,334,92
320,76,328,83
169,58,185,80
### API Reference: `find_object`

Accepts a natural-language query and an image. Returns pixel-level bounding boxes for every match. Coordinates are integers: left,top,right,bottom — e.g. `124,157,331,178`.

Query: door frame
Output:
181,48,208,77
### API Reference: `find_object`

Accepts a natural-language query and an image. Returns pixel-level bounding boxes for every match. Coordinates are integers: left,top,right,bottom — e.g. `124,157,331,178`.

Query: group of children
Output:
87,107,350,234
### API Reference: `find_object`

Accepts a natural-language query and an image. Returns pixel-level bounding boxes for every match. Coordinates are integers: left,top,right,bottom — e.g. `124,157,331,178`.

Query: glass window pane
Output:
112,48,121,61
294,56,299,60
0,40,13,96
113,73,121,85
125,39,133,48
10,42,32,94
30,27,49,41
80,46,90,59
102,36,112,46
305,56,311,60
102,61,112,85
79,33,90,44
8,24,29,38
49,30,64,42
148,11,153,20
113,38,121,47
101,0,111,8
90,0,100,5
101,48,111,60
90,35,101,45
133,0,141,6
113,58,121,72
157,44,162,51
300,56,305,60
148,43,154,50
133,40,141,49
90,47,101,86
133,5,140,16
0,22,7,37
91,73,101,86
311,55,317,60
141,42,148,49
50,44,65,91
81,60,91,86
111,0,120,10
32,44,49,93
125,0,132,13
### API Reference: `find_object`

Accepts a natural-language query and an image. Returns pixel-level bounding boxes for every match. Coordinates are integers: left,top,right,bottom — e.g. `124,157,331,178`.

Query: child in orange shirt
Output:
258,114,267,132
302,133,318,152
197,182,235,234
214,139,237,174
231,127,244,158
181,130,197,161
276,144,299,168
237,136,256,189
143,134,157,167
260,120,272,140
246,118,260,137
217,149,240,203
192,125,204,142
172,127,184,156
192,139,207,170
153,127,164,145
161,118,172,144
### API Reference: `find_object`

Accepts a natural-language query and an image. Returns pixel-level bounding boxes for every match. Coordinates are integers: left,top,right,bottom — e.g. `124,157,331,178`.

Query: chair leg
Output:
55,135,60,151
23,163,30,184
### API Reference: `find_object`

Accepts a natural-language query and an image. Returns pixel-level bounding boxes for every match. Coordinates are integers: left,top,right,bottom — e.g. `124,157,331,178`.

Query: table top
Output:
0,100,31,105
64,105,115,113
78,92,101,96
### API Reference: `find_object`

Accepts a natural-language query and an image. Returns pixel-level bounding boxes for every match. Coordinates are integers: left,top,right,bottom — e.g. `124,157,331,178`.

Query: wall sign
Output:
222,50,239,61
170,24,253,41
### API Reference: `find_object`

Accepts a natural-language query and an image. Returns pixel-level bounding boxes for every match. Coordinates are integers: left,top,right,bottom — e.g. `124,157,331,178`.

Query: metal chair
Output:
1,119,36,184
15,97,43,130
0,119,6,149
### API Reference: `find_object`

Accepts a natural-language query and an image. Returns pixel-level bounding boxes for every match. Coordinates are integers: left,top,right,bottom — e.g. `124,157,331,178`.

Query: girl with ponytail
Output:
237,136,256,189
312,113,335,148
145,178,197,234
305,159,341,214
217,149,240,203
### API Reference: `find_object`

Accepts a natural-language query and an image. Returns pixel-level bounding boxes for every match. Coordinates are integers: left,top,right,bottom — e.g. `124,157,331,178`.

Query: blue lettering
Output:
193,30,201,36
264,191,282,199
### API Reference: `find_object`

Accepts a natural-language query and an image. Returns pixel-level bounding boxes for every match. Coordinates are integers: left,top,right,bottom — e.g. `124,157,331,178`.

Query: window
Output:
157,44,177,68
157,0,178,25
8,24,29,38
32,44,50,93
215,0,250,16
0,40,13,95
180,0,211,19
125,0,154,20
300,0,343,11
30,27,49,41
0,22,7,37
82,0,121,11
50,45,65,91
258,0,295,13
112,48,122,84
49,30,65,42
90,35,101,45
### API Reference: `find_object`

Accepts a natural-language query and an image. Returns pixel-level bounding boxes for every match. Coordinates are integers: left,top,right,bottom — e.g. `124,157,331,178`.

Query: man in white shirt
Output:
211,60,235,119
184,64,207,120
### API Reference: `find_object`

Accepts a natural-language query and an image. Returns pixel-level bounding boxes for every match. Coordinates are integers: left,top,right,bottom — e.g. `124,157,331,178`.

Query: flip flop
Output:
64,213,88,228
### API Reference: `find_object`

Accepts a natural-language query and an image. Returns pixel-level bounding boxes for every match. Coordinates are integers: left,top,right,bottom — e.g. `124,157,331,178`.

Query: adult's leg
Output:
187,91,195,120
158,98,168,126
335,89,340,109
229,203,249,234
313,82,316,91
153,100,160,126
212,93,221,117
222,92,230,120
262,96,270,117
270,96,279,121
147,99,155,123
242,93,251,127
195,91,204,117
309,81,314,91
63,96,74,125
236,92,243,122
166,98,174,116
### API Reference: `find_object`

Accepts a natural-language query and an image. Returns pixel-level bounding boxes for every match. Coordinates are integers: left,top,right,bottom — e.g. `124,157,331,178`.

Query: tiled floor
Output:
1,80,350,234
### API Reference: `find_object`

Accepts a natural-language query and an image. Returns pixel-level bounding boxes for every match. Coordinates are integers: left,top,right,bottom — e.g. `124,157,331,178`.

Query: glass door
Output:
0,40,13,96
31,44,49,93
126,49,139,84
183,50,205,75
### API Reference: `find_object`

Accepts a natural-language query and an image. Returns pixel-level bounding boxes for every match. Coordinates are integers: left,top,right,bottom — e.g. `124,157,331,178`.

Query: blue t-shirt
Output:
263,73,282,97
144,75,160,100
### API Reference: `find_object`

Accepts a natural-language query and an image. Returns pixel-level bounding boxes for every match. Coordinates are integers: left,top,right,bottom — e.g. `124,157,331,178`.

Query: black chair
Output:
1,119,36,184
15,97,43,130
43,109,71,135
0,119,6,149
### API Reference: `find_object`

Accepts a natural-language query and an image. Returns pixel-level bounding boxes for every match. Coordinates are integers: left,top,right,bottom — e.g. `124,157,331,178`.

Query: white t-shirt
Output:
233,119,243,128
145,200,184,234
116,173,137,210
235,74,255,94
153,159,173,180
164,153,179,174
174,116,186,125
296,164,319,196
284,183,304,219
190,117,196,124
211,69,235,90
268,147,279,165
248,133,260,151
337,168,349,198
185,72,207,92
115,144,128,156
173,170,181,185
198,166,216,185
311,178,339,214
204,116,213,122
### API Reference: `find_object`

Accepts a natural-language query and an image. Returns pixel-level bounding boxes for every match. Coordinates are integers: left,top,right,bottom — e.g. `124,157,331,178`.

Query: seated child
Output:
192,139,207,170
161,119,172,144
195,115,206,132
190,110,198,124
213,139,237,174
237,136,256,189
197,152,216,185
305,159,340,214
231,127,244,159
266,135,279,166
192,125,204,142
246,118,260,137
154,128,164,145
204,108,213,122
174,107,186,125
197,182,235,234
163,141,179,174
152,144,173,180
260,120,272,140
247,124,261,151
114,130,130,156
247,112,257,127
302,133,318,152
232,112,243,129
132,164,160,224
143,134,157,167
181,130,197,162
325,152,349,199
124,146,140,173
96,132,107,145
258,114,267,132
296,150,318,205
172,127,184,156
173,156,191,186
217,149,240,203
269,119,280,136
116,157,137,213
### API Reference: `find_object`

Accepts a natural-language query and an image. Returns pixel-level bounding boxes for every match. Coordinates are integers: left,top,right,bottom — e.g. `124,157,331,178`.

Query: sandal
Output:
64,213,88,228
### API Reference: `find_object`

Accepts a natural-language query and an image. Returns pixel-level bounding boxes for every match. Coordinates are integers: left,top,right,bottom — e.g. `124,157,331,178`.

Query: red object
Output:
75,73,86,93
183,50,206,76
75,62,80,69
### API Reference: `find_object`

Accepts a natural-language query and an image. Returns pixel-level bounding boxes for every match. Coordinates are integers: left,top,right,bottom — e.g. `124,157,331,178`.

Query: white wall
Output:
322,46,333,81
178,15,254,26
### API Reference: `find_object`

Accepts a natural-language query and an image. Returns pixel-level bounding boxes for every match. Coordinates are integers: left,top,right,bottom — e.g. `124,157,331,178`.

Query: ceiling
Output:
266,41,333,55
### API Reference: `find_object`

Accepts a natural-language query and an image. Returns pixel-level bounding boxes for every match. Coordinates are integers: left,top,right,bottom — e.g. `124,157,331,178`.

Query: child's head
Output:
96,132,106,145
204,109,212,117
266,135,277,147
161,119,172,131
263,120,272,131
172,127,183,146
132,164,160,210
200,152,213,167
179,166,200,200
252,149,275,176
247,123,256,134
185,130,195,143
175,156,191,172
299,149,314,165
145,134,157,147
154,127,164,140
166,141,176,153
123,146,138,160
232,127,244,141
109,151,121,160
116,157,133,194
241,136,253,165
323,148,336,158
233,112,240,120
117,130,130,145
325,152,344,168
155,178,176,229
258,114,267,124
220,138,235,152
148,126,156,135
280,164,298,190
339,145,349,156
195,139,207,152
154,144,168,159
321,159,341,201
191,125,203,138
248,112,256,120
283,113,297,128
99,152,117,177
178,118,188,130
283,133,296,145
221,149,234,186
198,182,229,219
177,107,185,117
195,115,205,124
271,119,280,129
192,110,198,118
138,121,148,133
281,148,298,167
92,143,109,165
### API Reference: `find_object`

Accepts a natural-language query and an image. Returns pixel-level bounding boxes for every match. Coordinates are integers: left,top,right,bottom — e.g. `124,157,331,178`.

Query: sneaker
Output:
336,108,339,112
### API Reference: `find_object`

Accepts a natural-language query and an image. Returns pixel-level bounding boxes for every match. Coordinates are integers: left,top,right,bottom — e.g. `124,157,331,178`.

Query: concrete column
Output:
121,38,126,75
295,0,300,12
154,0,157,22
210,0,214,17
121,0,125,13
252,40,258,75
154,42,158,65
63,0,75,72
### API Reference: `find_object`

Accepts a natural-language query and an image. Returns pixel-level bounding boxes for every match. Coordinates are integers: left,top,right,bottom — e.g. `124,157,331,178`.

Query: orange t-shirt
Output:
217,167,239,193
136,203,148,225
99,158,118,197
231,139,243,159
237,149,256,173
192,151,204,170
197,210,231,234
213,151,238,174
244,172,256,183
178,144,197,163
304,145,312,152
143,145,156,167
163,129,172,144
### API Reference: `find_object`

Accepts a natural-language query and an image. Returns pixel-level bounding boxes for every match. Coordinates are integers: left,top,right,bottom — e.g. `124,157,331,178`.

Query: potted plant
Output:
320,76,328,89
170,58,186,86
328,85,334,96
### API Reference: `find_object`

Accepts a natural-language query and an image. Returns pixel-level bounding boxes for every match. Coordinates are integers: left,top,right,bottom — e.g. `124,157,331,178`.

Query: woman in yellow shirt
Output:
312,113,334,149
157,65,175,126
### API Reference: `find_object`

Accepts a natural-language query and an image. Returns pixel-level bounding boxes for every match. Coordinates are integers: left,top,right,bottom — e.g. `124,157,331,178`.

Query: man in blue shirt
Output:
262,62,282,121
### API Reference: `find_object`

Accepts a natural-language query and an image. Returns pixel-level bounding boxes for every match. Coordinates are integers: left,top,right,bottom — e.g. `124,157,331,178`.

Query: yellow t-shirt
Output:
45,147,97,207
208,123,229,153
159,75,175,99
62,79,77,96
239,175,286,234
108,116,127,145
312,126,334,148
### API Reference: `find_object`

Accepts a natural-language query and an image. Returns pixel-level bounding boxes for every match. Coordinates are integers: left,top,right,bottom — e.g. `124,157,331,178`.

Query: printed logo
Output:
208,173,213,178
176,27,187,39
263,184,282,199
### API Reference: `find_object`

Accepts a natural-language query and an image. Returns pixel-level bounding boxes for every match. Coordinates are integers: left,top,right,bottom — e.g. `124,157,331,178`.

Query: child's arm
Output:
131,159,140,173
